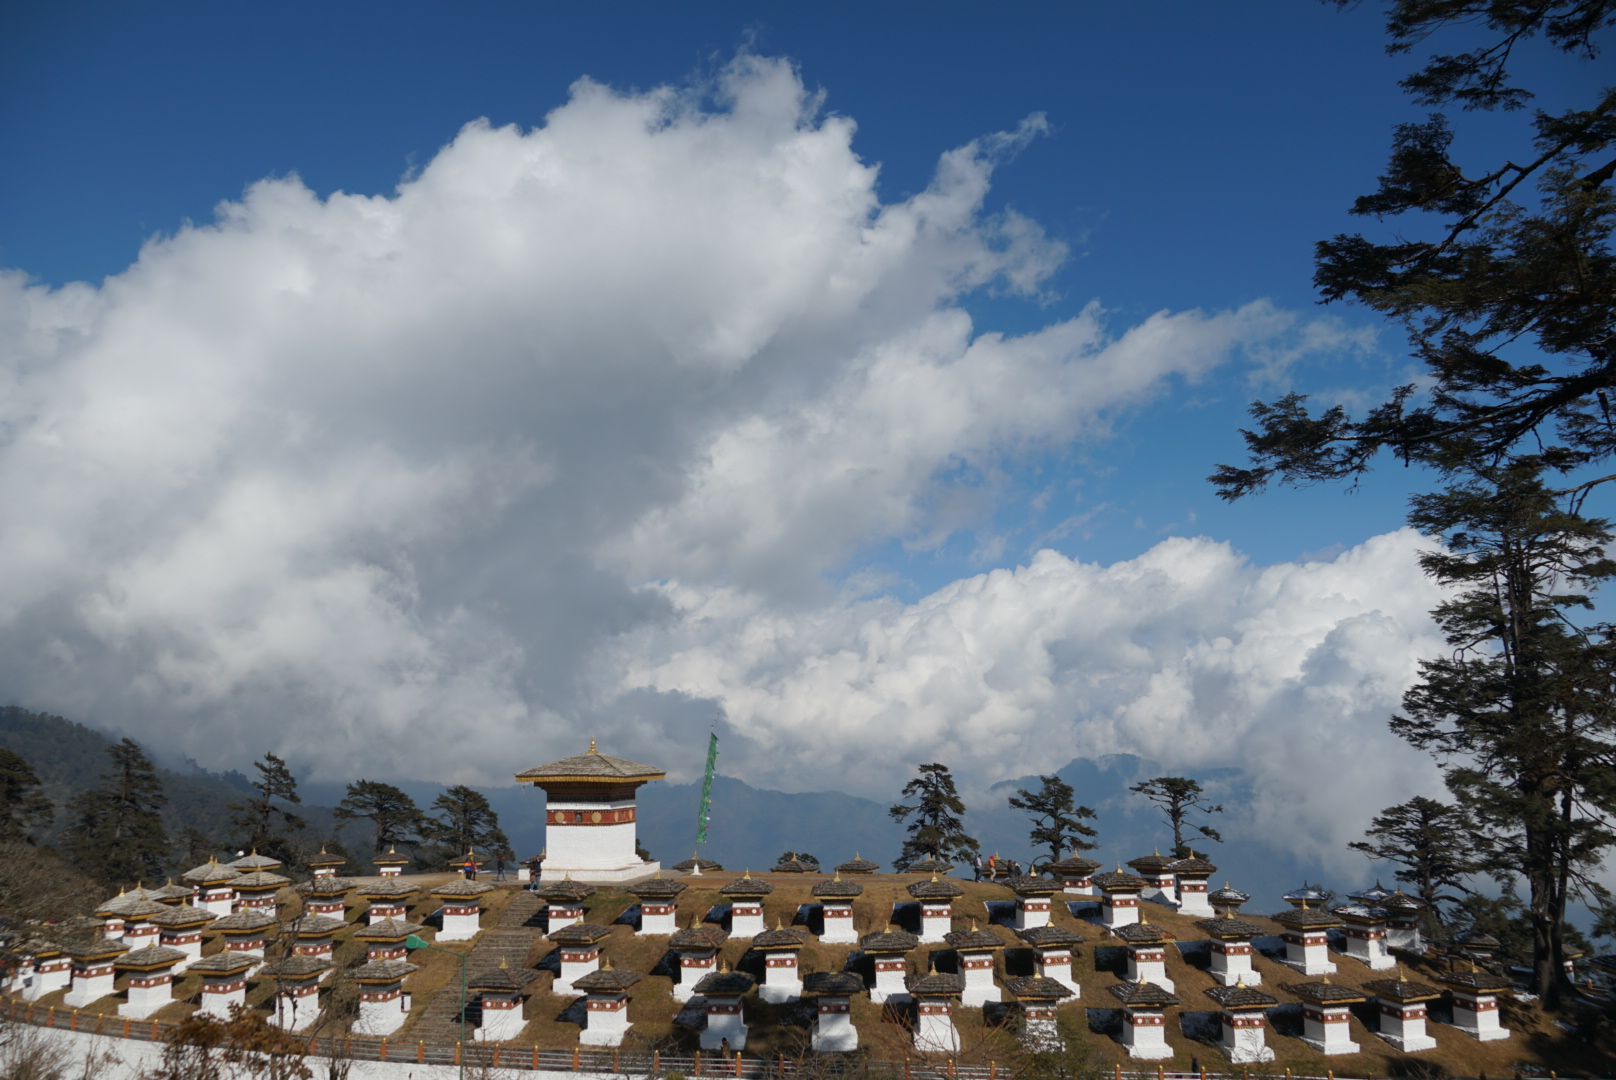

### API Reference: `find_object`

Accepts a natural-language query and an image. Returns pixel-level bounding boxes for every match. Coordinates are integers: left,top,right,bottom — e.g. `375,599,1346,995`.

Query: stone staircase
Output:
406,888,546,1044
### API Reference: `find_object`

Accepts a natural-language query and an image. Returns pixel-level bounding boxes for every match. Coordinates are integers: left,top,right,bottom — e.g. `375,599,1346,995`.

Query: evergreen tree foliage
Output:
0,747,54,843
1394,465,1616,1004
61,737,169,887
1348,795,1483,921
1209,1,1616,1009
888,763,980,868
334,779,425,854
1211,1,1616,497
1127,776,1224,855
228,753,306,865
1008,774,1098,868
420,784,510,866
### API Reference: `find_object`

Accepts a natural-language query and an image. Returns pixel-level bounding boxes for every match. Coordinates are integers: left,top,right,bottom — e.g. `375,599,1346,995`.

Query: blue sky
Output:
1,2,1609,875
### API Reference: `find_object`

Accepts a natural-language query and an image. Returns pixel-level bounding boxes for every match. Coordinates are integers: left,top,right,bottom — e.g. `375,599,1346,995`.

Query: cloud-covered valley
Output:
0,56,1441,869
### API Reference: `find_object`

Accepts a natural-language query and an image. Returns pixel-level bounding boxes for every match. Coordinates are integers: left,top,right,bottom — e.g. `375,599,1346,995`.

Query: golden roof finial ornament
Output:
1236,974,1246,988
603,956,613,970
499,957,508,969
589,737,597,753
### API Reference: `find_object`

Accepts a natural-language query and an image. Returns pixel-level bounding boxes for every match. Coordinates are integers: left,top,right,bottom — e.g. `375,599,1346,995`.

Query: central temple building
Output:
516,741,665,883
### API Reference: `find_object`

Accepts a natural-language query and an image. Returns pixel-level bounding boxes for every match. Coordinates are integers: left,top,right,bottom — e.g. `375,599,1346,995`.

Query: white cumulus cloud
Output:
0,52,1388,833
615,528,1449,868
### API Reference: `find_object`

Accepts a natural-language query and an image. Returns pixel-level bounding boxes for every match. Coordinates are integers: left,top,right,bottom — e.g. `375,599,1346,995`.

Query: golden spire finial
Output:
1322,975,1332,985
720,959,730,973
1236,974,1246,988
1140,910,1149,925
855,852,861,860
971,919,979,932
389,844,397,854
499,957,508,969
1398,968,1407,983
776,918,783,931
743,869,751,880
1153,847,1160,856
834,871,842,882
931,873,939,883
589,737,597,753
564,872,572,882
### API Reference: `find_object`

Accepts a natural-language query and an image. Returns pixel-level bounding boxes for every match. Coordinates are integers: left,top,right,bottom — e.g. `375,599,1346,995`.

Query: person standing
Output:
495,854,507,882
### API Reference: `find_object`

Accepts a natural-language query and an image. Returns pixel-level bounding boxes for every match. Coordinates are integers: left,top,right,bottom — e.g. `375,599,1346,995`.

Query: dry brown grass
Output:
27,872,1616,1074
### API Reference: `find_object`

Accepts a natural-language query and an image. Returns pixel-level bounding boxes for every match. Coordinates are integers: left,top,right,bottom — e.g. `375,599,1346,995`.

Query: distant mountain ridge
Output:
2,705,1344,907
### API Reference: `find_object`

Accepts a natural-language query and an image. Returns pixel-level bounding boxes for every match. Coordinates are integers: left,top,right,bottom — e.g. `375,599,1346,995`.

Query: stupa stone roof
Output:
572,966,643,994
1196,917,1266,940
943,927,1006,951
1002,874,1061,896
1206,983,1278,1010
860,930,920,953
1049,855,1102,874
1271,906,1342,930
692,969,755,996
629,877,687,900
211,911,279,933
349,960,419,983
143,904,218,929
720,872,774,897
906,972,965,996
186,952,258,976
903,858,955,875
834,855,881,875
671,856,723,872
1362,974,1443,1003
1288,979,1368,1004
807,971,867,996
538,878,596,903
1016,925,1084,948
228,853,283,872
115,945,188,970
548,922,613,946
353,918,426,942
258,955,333,979
431,879,495,899
1006,975,1074,1000
753,926,808,949
668,924,728,950
812,875,863,898
906,875,965,899
357,879,419,899
181,860,240,885
1109,981,1180,1007
515,743,665,783
468,961,539,993
231,871,291,890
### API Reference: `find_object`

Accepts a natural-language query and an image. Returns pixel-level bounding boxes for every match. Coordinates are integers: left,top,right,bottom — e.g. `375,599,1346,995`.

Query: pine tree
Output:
889,763,980,868
61,738,169,887
1128,776,1224,856
1211,2,1616,498
1347,796,1483,922
228,753,306,865
0,747,54,844
334,779,425,853
1008,774,1098,869
420,785,510,866
1392,465,1616,1005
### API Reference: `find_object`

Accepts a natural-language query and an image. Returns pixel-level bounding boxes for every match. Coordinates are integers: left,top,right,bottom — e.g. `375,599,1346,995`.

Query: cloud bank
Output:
0,55,1434,865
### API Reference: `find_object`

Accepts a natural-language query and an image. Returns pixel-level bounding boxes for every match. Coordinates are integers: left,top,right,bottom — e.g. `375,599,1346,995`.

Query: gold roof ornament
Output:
589,738,597,753
1235,974,1246,988
499,957,508,969
602,955,613,970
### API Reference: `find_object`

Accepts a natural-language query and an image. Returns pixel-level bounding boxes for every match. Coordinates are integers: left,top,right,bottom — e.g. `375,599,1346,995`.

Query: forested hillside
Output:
0,706,363,863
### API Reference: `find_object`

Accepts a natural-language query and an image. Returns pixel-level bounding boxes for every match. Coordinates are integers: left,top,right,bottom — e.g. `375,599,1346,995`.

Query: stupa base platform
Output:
539,861,661,884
